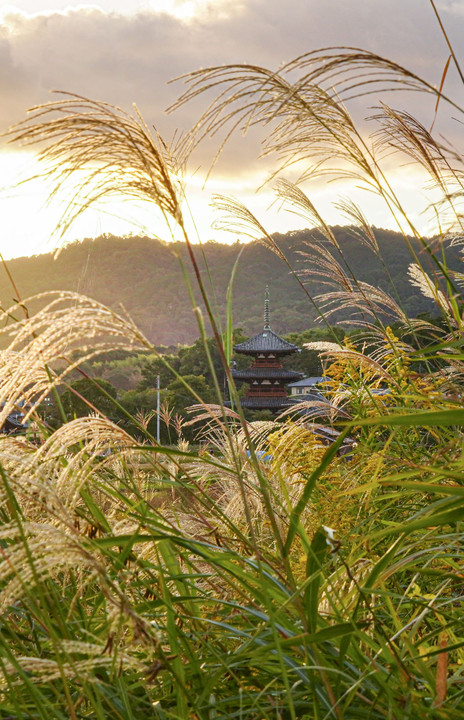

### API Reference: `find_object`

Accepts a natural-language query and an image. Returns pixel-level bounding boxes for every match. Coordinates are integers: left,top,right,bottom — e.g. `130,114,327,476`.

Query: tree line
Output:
0,226,455,346
42,325,346,441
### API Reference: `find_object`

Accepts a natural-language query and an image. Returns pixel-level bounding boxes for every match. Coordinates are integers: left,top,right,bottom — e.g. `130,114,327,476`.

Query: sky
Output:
0,0,464,258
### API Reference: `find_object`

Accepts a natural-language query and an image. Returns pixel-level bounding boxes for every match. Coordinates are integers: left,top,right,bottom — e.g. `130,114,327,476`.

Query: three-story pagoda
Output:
231,287,303,412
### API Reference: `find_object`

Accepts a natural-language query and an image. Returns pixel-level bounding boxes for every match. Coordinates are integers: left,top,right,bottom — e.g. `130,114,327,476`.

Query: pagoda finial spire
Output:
264,285,271,330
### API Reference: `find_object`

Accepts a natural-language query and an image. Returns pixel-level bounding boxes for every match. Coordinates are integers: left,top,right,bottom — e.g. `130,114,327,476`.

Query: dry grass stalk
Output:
0,291,152,429
6,94,185,237
305,342,396,384
434,631,449,706
408,264,450,317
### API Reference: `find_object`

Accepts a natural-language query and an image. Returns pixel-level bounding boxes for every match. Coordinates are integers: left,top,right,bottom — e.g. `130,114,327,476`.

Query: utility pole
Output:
156,374,160,444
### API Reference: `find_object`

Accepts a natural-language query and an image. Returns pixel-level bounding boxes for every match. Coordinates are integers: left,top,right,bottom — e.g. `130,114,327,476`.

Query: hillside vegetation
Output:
0,227,454,344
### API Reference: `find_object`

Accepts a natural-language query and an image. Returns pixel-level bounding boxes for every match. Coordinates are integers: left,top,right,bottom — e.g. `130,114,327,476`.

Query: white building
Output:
287,377,328,396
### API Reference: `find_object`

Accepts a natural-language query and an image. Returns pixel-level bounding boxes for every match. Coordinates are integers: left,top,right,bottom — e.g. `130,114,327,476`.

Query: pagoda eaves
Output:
233,329,299,355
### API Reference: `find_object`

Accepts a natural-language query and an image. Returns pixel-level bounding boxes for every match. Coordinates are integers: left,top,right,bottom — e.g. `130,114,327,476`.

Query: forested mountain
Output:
0,228,459,345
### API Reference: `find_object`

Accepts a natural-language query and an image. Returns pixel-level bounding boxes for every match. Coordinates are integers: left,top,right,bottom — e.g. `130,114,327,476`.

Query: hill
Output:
0,228,457,345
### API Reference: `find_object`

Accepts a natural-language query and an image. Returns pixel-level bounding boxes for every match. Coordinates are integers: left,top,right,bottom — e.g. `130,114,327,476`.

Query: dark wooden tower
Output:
231,287,303,412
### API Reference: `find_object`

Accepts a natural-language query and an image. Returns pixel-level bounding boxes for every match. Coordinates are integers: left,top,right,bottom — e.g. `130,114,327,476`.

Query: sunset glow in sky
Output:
1,1,464,258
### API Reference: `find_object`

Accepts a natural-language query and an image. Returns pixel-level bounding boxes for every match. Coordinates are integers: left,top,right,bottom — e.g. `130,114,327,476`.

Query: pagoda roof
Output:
234,286,301,355
232,367,303,381
235,396,295,410
234,329,300,355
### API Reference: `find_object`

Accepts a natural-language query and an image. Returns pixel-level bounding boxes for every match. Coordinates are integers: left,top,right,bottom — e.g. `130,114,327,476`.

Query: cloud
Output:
0,0,462,182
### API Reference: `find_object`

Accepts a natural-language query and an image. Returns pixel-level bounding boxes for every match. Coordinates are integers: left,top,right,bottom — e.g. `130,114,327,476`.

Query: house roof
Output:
287,376,328,388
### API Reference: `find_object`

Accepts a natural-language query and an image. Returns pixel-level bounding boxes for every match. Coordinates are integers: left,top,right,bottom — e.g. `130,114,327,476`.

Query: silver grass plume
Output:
20,417,139,516
408,263,450,316
0,291,152,429
172,47,464,236
315,282,408,324
173,58,382,187
211,194,287,261
304,342,396,384
334,198,379,255
0,644,147,686
6,94,185,237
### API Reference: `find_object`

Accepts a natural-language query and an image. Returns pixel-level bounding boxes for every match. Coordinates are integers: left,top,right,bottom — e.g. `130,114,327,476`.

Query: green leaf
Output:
304,528,329,634
376,503,464,537
354,408,464,427
284,428,350,555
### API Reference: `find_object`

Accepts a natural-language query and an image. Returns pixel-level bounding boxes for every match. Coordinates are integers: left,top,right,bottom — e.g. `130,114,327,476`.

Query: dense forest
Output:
0,226,456,345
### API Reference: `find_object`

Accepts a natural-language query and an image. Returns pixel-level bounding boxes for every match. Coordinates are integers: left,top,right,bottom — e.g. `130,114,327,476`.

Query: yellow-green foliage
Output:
267,421,358,538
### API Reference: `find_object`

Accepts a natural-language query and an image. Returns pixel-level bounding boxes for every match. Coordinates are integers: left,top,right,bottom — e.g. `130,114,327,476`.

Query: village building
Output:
0,400,30,435
287,376,328,397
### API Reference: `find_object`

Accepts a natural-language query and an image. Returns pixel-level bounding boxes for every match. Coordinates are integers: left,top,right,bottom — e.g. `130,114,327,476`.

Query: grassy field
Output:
0,27,464,720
